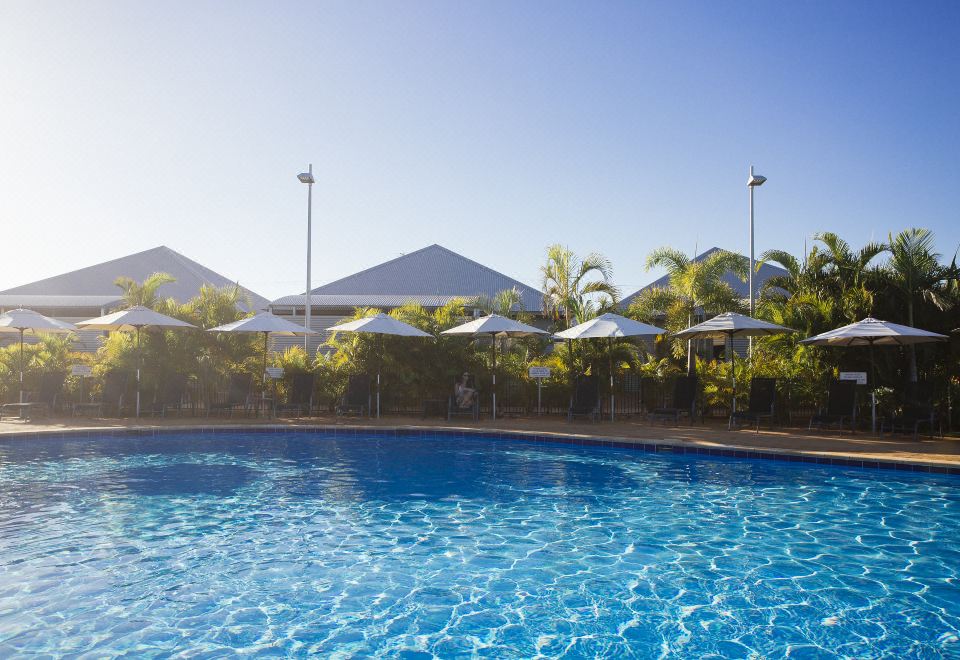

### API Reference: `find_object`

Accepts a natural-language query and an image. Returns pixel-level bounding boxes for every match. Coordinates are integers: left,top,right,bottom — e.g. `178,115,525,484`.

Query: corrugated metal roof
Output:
620,247,789,308
284,244,542,312
270,294,472,308
0,246,269,311
0,294,124,308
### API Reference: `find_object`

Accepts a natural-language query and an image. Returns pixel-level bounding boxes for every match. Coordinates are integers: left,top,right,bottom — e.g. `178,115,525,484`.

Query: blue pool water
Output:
0,432,958,658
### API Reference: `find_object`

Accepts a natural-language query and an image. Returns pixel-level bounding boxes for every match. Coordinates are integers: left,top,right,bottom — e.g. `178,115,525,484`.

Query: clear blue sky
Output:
1,1,957,300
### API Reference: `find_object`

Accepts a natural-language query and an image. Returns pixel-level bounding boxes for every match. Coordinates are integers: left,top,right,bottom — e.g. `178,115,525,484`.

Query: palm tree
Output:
114,272,176,309
810,232,887,322
885,228,952,382
540,245,619,328
627,247,747,374
473,287,525,317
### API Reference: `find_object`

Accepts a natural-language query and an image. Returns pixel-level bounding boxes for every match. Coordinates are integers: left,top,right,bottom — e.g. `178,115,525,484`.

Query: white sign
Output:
265,367,284,379
71,365,93,377
528,367,551,379
839,371,867,385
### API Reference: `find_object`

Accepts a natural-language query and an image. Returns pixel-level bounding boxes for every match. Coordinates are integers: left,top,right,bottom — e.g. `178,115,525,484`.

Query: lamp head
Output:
748,173,767,187
297,172,315,184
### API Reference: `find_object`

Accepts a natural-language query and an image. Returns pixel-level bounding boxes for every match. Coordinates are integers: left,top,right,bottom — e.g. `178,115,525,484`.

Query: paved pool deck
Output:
1,414,958,468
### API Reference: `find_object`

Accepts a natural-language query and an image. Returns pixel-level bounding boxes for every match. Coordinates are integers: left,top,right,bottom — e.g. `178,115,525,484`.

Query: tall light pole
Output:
747,166,766,357
747,165,767,316
298,165,315,353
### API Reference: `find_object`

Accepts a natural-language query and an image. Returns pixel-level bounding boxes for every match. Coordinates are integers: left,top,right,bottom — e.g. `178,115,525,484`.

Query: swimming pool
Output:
0,430,957,657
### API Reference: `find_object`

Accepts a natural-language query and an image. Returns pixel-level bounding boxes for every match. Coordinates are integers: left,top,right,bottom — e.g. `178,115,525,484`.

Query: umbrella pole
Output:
135,327,142,417
491,335,497,420
379,334,384,418
18,329,24,404
729,333,736,415
869,340,877,434
609,337,614,422
262,332,269,417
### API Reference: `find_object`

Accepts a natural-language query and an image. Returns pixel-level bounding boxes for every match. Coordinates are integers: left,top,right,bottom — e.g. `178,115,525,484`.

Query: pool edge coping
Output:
1,423,958,477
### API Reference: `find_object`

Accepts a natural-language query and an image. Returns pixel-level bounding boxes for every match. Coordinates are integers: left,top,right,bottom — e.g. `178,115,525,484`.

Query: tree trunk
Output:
686,310,695,376
908,299,918,383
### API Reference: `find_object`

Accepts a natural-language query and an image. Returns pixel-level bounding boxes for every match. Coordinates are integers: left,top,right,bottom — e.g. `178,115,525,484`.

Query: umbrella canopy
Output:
328,313,432,338
208,311,317,336
800,317,947,434
799,317,948,347
209,312,317,415
673,312,795,417
554,313,666,422
329,313,432,418
442,314,549,419
441,314,548,338
553,313,666,340
0,308,76,404
76,305,196,331
0,308,77,334
77,306,196,417
673,312,794,340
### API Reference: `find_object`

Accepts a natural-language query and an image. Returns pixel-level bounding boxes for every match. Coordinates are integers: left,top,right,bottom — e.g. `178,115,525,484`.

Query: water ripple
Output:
0,432,958,658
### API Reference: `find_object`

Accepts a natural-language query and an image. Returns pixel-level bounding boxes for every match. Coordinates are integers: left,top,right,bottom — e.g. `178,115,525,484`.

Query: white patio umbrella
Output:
77,306,196,417
441,314,549,420
208,311,317,407
800,317,948,433
554,313,666,422
0,309,76,403
674,312,795,414
327,313,432,418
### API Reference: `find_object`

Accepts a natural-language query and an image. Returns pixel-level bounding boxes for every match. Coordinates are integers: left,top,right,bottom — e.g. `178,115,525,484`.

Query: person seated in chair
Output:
455,372,477,409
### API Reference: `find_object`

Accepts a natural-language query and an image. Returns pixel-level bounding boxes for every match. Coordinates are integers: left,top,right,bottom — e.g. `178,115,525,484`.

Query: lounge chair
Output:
729,377,777,433
809,380,857,433
567,376,600,422
277,372,315,418
208,374,253,417
73,371,128,417
337,374,370,417
883,382,941,440
649,376,698,425
144,373,189,417
448,374,479,420
0,371,67,421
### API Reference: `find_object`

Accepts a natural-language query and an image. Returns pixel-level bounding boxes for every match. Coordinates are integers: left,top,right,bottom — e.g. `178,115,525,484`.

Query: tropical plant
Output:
540,245,619,327
114,272,176,309
882,228,952,381
627,247,747,373
473,287,525,317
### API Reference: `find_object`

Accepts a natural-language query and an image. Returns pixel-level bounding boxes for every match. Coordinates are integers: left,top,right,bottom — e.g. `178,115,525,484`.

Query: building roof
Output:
282,244,543,312
620,247,789,308
271,294,473,309
0,246,269,311
0,294,124,309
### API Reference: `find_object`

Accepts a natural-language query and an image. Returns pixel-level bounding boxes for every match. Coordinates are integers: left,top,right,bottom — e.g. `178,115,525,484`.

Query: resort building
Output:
621,246,789,358
0,246,268,351
269,244,543,355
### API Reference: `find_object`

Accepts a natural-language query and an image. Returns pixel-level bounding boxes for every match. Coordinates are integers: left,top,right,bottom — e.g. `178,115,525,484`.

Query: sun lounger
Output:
729,377,777,433
73,371,128,417
448,374,479,420
649,376,698,425
809,379,857,433
208,374,253,417
337,374,370,417
567,376,600,422
277,372,315,418
1,371,67,421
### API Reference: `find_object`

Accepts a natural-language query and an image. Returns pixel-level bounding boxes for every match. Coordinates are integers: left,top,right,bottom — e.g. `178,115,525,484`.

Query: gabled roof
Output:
295,244,543,311
0,246,269,311
620,247,789,308
0,294,124,309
